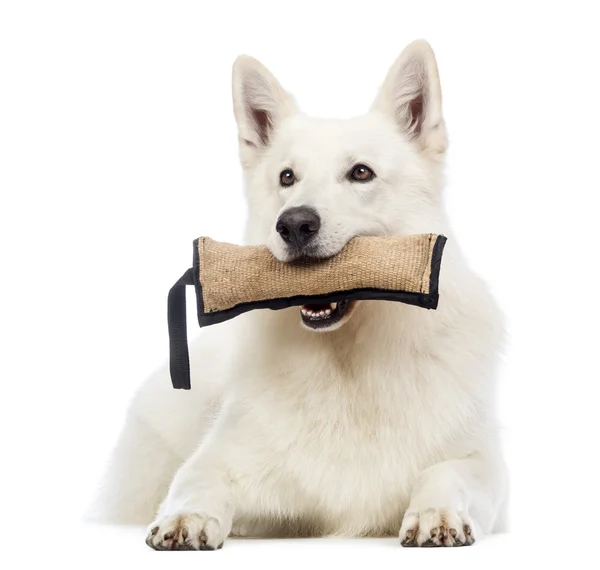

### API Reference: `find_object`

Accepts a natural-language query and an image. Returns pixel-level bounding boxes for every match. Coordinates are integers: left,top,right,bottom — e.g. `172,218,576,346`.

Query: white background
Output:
1,1,599,568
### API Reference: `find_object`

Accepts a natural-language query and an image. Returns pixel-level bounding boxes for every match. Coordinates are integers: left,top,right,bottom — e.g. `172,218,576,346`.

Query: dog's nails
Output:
199,530,208,545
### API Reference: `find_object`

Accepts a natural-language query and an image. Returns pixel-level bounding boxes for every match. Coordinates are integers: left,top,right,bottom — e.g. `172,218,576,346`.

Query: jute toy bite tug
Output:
168,233,447,390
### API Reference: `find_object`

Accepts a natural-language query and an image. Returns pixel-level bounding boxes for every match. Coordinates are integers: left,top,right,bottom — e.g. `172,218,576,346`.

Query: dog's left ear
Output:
372,40,447,157
232,56,298,167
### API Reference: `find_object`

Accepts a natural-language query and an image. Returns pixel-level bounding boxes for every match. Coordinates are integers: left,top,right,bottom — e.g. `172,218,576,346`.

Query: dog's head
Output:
232,40,447,332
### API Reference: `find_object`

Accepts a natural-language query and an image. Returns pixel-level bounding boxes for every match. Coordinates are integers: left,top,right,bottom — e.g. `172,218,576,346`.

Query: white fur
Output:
92,40,508,548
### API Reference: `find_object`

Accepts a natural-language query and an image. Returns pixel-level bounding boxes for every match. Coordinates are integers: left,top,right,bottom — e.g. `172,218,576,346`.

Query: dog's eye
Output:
279,169,295,187
350,164,375,182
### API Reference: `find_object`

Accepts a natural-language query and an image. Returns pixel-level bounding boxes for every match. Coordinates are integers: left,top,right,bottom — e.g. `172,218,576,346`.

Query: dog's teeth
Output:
302,303,338,320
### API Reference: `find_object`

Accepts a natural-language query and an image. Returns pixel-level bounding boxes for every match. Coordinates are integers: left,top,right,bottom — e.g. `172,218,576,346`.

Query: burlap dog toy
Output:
168,233,447,389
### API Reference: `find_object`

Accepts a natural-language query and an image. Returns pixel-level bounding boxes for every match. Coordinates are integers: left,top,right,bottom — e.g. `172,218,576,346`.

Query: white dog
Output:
93,39,508,549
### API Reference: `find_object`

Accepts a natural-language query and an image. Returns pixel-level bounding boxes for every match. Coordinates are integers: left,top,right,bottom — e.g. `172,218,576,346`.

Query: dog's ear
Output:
232,56,297,166
372,40,446,157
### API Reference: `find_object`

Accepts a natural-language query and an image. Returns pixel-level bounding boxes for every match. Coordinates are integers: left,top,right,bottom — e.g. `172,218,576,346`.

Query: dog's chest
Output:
233,344,472,533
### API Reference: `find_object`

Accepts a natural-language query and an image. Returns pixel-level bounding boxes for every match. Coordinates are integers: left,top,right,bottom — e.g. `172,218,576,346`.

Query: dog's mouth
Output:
300,300,357,331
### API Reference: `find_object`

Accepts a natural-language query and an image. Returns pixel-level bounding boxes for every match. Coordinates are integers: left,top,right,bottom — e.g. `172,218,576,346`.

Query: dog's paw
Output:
399,507,475,547
145,513,227,551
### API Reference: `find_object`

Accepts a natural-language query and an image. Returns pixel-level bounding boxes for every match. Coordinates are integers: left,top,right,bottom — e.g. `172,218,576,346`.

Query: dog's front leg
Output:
399,452,507,547
145,444,234,551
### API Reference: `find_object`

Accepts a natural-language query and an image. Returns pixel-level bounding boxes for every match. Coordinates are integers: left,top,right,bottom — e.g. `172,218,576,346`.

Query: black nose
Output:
276,206,321,250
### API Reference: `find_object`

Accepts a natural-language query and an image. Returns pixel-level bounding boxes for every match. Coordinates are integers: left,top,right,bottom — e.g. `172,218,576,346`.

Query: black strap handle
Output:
167,268,194,389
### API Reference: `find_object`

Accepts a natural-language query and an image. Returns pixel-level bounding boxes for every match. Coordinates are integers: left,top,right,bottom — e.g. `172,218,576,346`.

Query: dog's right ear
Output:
232,56,297,166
